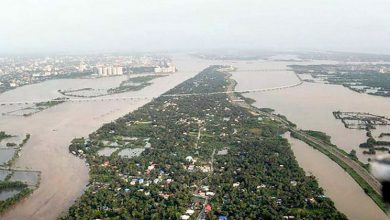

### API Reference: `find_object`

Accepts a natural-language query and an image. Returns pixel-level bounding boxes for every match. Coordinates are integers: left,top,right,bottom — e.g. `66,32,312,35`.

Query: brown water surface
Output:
0,54,209,220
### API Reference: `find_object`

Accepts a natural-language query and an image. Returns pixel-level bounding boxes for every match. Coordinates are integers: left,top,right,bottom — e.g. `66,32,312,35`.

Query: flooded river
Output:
226,59,390,219
230,60,390,162
285,133,388,220
0,55,209,220
1,54,389,219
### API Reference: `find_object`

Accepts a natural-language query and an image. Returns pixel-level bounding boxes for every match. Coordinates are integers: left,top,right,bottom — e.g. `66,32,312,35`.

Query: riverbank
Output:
61,66,345,219
226,58,389,219
0,54,209,219
285,134,388,220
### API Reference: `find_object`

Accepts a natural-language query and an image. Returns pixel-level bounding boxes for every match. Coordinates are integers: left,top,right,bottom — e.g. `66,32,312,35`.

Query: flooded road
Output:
0,55,209,220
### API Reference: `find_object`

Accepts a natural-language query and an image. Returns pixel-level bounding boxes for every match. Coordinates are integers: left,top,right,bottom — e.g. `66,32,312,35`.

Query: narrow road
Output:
196,148,215,220
194,124,202,149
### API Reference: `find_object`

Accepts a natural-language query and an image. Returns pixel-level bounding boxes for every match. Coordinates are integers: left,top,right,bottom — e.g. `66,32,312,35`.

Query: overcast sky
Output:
1,0,390,54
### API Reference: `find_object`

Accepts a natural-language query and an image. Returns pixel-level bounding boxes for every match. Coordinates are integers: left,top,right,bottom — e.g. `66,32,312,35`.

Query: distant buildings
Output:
95,66,123,76
78,61,87,72
154,65,176,73
0,55,176,92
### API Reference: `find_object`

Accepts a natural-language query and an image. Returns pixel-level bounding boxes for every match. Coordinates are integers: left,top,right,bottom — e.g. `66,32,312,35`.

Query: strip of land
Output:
226,76,386,211
62,66,345,219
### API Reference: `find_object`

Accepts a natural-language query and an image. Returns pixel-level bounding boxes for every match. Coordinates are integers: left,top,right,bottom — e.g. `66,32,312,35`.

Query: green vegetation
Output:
258,108,275,113
20,134,30,147
0,133,35,214
290,131,387,211
35,98,68,109
108,75,165,94
0,131,11,141
379,133,390,138
5,143,16,147
348,150,359,161
233,92,256,105
6,134,31,167
128,67,155,73
302,130,332,145
61,75,165,98
128,75,163,84
291,64,390,97
276,114,297,128
19,98,68,117
58,88,92,97
63,66,345,219
0,71,94,95
0,181,32,214
52,71,94,79
359,137,390,155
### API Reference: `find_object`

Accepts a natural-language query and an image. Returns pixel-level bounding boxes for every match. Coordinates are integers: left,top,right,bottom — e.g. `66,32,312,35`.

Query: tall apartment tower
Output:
116,67,123,75
102,67,108,76
97,67,103,75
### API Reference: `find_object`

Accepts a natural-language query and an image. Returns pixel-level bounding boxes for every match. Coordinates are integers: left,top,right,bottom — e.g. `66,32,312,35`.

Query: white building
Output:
180,215,190,220
79,61,87,72
96,66,123,76
97,67,103,75
154,65,176,73
116,67,123,75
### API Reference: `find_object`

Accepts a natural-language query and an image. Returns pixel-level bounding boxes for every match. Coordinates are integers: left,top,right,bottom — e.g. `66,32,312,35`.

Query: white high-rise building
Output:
102,67,108,76
79,61,87,72
97,67,103,75
96,66,123,76
154,65,176,73
154,66,162,73
116,67,123,75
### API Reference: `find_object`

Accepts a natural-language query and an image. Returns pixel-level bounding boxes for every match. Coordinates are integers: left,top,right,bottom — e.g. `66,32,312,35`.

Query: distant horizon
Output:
1,49,390,57
2,0,390,55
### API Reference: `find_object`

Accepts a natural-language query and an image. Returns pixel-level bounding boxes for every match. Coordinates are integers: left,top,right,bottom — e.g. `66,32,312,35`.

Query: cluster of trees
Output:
291,64,390,97
360,136,390,154
35,97,68,108
110,75,164,94
64,66,345,219
0,131,11,141
128,67,155,74
0,181,32,214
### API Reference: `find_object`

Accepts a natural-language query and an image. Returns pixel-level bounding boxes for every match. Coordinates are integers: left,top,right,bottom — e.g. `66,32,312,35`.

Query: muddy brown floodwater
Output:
285,133,388,220
0,55,210,220
230,60,390,163
2,55,389,219
225,59,390,220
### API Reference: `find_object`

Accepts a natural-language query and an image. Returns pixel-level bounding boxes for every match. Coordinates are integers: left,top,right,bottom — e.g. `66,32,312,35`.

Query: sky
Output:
1,0,390,54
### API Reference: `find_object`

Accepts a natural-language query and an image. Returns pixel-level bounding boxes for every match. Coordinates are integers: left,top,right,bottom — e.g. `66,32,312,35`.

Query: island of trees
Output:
290,64,390,97
63,66,345,219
